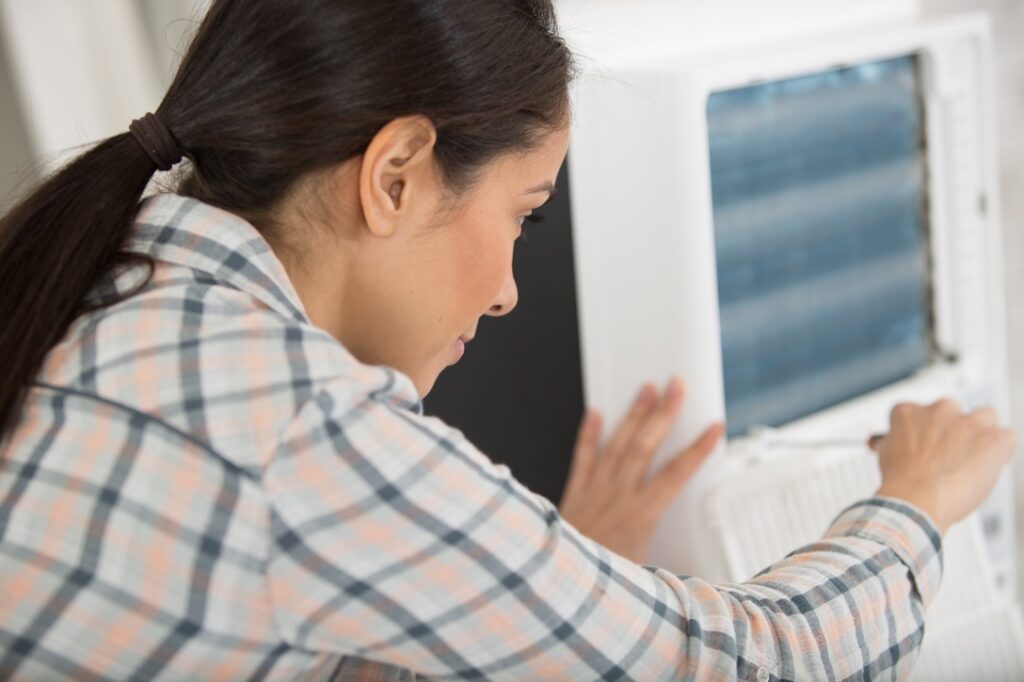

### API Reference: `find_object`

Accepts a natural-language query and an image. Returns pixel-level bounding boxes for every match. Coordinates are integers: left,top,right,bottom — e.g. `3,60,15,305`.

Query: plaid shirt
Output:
0,193,943,681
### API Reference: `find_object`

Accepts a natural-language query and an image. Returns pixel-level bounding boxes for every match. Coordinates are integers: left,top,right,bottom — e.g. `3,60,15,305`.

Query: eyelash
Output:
518,213,546,242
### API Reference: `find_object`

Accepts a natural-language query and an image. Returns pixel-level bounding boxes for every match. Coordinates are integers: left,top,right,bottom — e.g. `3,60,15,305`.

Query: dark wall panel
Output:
424,163,582,505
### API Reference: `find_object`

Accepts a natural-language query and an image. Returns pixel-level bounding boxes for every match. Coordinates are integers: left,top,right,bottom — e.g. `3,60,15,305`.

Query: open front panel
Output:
708,56,933,437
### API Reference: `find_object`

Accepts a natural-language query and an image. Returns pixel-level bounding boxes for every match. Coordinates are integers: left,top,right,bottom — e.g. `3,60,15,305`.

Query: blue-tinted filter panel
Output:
707,56,932,437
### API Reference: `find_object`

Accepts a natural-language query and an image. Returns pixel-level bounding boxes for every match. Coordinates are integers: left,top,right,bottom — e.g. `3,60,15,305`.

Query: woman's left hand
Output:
558,377,724,563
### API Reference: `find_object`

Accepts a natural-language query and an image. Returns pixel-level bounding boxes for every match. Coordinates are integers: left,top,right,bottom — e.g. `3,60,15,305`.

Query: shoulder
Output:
39,259,419,473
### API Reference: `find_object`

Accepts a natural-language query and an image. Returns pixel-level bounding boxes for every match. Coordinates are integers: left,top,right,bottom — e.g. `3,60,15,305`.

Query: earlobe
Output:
358,116,438,239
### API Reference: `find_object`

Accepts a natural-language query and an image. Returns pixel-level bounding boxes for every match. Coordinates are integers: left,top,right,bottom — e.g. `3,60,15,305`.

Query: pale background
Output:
0,0,1021,589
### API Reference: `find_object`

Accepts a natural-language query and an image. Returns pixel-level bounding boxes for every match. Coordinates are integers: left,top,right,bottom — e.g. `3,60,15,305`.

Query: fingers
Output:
993,428,1018,464
890,399,1002,441
876,398,979,452
598,383,658,479
960,407,1010,465
562,409,603,503
889,398,964,438
648,422,724,508
967,405,999,428
889,401,922,425
618,377,686,481
889,399,958,424
929,397,962,412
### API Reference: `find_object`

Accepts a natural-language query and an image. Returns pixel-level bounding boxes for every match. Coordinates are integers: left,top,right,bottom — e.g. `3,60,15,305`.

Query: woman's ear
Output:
358,115,438,238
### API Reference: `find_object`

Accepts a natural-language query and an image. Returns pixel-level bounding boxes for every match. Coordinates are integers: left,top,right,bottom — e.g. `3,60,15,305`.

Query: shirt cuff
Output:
825,496,944,610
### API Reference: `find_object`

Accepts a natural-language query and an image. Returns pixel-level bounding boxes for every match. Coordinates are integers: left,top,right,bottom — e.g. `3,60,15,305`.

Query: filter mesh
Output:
708,56,933,438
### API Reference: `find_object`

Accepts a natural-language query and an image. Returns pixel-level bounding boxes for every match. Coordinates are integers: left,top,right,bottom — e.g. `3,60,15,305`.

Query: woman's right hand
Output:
872,398,1016,534
558,378,724,563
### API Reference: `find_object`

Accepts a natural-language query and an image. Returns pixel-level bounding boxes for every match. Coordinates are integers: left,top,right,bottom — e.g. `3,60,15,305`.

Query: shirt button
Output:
756,668,770,682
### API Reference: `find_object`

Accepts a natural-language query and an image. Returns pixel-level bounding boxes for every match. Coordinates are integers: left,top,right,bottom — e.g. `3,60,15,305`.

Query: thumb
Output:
867,433,886,453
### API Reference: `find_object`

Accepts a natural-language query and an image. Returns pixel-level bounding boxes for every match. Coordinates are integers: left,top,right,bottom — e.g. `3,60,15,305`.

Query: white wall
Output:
0,0,207,189
0,0,210,209
0,10,34,208
137,0,210,83
0,0,162,167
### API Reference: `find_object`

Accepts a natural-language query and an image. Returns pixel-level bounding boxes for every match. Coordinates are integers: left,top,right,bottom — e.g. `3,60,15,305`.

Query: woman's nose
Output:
487,272,519,317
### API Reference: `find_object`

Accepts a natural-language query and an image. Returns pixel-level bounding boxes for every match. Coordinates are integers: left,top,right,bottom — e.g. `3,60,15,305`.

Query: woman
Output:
0,1,1014,679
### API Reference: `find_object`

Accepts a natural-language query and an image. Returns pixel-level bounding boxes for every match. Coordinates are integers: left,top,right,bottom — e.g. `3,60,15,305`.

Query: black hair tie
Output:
129,112,182,171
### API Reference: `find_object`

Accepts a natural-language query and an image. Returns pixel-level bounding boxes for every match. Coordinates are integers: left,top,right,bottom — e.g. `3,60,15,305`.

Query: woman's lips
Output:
451,338,466,364
448,334,473,366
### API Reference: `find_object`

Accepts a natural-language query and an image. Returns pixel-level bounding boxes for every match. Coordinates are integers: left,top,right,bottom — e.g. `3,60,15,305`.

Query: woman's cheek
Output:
454,217,515,314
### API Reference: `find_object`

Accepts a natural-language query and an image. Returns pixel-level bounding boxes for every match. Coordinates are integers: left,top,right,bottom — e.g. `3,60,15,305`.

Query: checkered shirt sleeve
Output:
265,370,943,680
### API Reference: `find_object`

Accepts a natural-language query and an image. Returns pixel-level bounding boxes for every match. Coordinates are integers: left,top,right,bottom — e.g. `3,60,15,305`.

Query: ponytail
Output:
0,132,162,436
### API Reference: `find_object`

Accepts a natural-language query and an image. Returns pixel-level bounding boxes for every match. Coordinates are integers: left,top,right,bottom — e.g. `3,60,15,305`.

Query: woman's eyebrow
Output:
524,181,557,197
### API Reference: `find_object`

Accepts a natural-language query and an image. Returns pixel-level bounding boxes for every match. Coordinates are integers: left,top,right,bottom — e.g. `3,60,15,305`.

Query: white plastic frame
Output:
567,13,1012,582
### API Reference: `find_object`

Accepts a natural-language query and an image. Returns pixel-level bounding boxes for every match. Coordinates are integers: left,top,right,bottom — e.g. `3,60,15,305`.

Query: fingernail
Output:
665,377,683,401
580,409,593,427
638,384,656,405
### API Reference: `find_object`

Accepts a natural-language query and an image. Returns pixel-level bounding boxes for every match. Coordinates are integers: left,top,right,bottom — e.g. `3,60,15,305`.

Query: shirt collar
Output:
129,193,310,323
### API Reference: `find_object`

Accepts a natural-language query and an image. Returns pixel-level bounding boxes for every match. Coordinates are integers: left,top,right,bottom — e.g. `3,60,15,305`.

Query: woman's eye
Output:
517,213,545,242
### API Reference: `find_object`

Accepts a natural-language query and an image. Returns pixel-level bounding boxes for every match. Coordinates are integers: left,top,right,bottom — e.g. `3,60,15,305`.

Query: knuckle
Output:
967,408,995,426
933,398,961,416
953,415,979,437
979,427,1009,453
890,402,914,421
965,409,983,423
636,436,658,456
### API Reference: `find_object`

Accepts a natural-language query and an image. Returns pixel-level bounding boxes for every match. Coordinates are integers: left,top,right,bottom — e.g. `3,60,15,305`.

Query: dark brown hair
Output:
0,0,572,438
